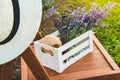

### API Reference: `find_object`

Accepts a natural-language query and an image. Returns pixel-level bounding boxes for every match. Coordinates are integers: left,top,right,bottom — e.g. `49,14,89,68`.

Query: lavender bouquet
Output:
54,2,117,44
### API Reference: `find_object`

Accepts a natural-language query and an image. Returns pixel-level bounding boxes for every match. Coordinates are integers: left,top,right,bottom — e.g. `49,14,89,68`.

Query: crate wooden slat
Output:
21,34,120,80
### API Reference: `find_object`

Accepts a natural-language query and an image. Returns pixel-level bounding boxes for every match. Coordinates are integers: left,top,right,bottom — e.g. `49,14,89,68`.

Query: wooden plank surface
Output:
0,60,14,80
21,31,51,80
45,44,112,79
21,58,28,80
93,34,119,70
21,34,120,80
21,46,50,80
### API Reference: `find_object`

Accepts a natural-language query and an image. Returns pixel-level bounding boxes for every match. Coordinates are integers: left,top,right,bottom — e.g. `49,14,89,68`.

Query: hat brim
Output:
0,0,42,64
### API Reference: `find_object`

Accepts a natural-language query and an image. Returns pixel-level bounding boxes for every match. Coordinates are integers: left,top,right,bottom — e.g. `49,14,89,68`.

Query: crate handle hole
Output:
41,47,53,56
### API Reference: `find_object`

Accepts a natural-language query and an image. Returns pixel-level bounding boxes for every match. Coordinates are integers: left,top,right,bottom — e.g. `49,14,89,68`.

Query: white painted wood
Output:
62,48,90,71
34,30,93,73
89,30,93,52
61,40,89,60
58,30,90,52
34,41,59,70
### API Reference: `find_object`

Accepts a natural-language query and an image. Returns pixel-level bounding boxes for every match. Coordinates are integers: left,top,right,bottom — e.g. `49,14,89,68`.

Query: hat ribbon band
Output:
0,0,20,45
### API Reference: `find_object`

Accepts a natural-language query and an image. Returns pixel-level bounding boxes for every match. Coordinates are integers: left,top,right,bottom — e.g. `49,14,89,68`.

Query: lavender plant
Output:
42,0,56,19
54,2,117,44
42,0,54,11
70,2,116,28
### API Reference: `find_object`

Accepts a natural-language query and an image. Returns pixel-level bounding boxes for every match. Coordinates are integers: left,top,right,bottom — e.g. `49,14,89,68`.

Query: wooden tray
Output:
21,34,120,80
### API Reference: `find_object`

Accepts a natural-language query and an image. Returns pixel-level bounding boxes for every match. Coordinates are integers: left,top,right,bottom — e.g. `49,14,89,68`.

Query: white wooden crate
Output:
34,30,93,73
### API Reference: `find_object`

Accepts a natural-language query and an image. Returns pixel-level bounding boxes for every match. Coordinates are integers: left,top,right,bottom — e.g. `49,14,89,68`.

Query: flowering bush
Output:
54,2,117,44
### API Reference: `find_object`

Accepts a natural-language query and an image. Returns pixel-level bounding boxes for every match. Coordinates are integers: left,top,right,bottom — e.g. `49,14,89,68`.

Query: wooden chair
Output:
1,32,120,80
21,34,120,80
0,32,49,80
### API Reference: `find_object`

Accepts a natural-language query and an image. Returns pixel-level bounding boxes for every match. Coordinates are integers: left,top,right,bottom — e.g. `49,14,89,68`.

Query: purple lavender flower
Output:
91,10,103,19
104,1,117,11
83,16,90,23
100,9,105,15
105,2,113,10
91,14,95,21
96,12,103,18
45,1,49,5
77,15,82,20
45,6,56,19
69,11,75,16
48,6,56,15
45,14,50,18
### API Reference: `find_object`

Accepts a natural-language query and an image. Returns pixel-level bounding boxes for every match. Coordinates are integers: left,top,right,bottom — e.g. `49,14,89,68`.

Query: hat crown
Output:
0,0,13,42
0,0,42,65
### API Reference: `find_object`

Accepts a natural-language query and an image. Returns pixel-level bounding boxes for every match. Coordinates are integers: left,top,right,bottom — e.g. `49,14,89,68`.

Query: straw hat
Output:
0,0,42,64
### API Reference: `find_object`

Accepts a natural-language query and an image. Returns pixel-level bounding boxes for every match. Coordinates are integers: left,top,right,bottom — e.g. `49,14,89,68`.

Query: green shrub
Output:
94,0,120,66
